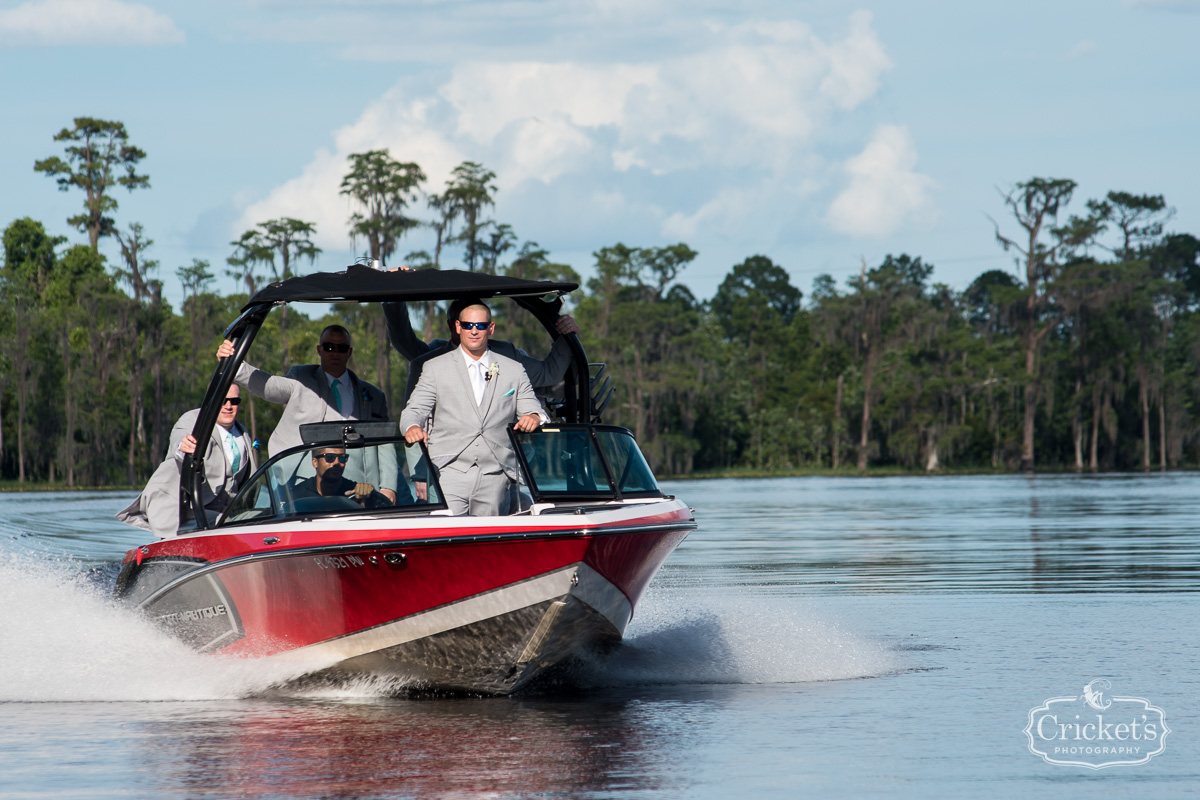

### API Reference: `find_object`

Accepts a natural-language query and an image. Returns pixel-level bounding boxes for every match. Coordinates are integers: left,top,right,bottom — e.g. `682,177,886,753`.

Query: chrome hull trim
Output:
273,563,630,694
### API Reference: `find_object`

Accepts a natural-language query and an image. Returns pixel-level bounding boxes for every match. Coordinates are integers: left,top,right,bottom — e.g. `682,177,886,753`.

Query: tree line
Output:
3,117,1200,487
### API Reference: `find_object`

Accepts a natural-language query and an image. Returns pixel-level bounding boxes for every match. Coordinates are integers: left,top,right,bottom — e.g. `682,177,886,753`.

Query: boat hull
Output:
117,502,694,694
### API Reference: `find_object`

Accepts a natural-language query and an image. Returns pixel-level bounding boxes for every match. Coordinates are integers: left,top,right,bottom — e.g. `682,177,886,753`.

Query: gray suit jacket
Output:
116,409,257,538
235,362,398,491
384,301,573,401
399,348,545,481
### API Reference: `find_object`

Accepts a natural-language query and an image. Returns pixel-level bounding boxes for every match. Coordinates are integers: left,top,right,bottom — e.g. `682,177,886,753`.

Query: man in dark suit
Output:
400,302,546,516
218,325,398,502
117,384,256,537
289,445,396,507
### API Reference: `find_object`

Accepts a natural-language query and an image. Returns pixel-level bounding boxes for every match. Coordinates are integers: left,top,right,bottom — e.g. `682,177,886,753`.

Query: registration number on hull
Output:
313,554,367,570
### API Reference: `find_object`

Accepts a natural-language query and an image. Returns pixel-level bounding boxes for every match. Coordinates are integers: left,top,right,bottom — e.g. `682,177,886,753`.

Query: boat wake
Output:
556,588,900,690
0,554,337,703
0,557,897,702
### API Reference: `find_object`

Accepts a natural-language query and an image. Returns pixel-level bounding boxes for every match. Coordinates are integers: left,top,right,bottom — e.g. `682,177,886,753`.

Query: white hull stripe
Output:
271,562,632,666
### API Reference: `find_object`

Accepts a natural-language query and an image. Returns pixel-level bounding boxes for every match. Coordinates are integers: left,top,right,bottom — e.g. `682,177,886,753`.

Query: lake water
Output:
1,474,1197,798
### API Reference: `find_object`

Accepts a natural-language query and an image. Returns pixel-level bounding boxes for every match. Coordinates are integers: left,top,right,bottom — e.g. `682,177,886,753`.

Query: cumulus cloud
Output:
236,87,470,244
237,11,900,255
662,177,821,240
818,9,893,109
0,0,184,46
826,125,935,238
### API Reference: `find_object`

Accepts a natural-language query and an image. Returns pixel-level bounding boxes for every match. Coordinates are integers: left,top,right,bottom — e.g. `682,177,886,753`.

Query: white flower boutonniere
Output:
487,362,500,382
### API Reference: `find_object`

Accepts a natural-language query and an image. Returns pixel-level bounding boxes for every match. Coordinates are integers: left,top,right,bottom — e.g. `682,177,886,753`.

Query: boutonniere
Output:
487,362,500,382
361,388,370,404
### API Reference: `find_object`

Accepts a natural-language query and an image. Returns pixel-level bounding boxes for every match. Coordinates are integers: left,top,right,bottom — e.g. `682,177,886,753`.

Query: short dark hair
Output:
320,324,352,347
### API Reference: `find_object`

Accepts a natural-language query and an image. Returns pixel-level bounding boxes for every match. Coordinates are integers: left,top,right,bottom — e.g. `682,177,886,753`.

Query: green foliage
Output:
341,149,426,264
10,133,1200,484
33,117,149,250
441,161,497,272
710,255,802,345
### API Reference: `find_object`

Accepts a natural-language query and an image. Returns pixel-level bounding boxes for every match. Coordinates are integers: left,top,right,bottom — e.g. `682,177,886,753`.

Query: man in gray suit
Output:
400,302,546,516
117,384,256,537
384,296,579,402
387,295,577,507
217,325,399,503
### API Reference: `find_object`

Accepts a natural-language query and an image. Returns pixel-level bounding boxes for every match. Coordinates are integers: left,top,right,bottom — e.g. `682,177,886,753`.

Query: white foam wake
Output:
0,554,333,702
0,555,897,701
563,589,901,688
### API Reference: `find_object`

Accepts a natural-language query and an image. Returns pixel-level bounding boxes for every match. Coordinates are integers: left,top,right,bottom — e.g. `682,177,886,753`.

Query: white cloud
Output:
237,11,898,255
826,125,935,238
0,0,184,46
237,88,470,248
663,177,821,240
662,187,755,240
236,149,354,250
818,10,893,109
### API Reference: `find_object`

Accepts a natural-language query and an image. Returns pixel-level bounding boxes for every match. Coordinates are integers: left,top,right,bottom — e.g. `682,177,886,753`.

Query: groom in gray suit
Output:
218,325,399,502
400,302,546,516
382,275,579,403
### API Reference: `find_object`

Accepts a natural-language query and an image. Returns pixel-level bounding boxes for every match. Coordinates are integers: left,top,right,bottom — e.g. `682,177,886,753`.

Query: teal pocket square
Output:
503,388,515,397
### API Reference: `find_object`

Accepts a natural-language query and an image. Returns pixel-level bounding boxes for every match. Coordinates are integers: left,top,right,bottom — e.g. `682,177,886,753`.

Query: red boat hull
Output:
118,502,695,693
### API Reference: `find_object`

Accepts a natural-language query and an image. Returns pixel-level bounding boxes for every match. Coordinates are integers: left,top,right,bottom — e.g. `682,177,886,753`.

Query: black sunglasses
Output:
222,397,241,406
459,321,490,331
319,342,351,353
317,453,349,464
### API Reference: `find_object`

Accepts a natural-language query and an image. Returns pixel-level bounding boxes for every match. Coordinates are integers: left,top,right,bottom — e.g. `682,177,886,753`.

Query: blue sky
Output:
2,0,1197,310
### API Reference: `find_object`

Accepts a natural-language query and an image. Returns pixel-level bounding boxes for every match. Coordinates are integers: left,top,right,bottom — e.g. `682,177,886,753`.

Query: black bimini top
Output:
244,265,578,309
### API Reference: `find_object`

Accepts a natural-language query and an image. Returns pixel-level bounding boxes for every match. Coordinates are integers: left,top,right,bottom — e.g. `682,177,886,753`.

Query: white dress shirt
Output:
460,347,492,405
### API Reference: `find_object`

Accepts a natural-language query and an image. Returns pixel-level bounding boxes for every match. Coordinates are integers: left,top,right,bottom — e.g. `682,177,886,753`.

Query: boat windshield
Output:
512,424,660,501
220,439,444,524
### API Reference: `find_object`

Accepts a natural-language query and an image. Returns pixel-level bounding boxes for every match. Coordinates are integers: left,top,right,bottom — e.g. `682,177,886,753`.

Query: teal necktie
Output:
226,431,241,474
331,378,343,413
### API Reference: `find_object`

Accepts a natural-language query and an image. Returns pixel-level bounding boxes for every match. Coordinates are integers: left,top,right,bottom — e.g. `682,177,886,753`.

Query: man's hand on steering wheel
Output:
344,482,392,508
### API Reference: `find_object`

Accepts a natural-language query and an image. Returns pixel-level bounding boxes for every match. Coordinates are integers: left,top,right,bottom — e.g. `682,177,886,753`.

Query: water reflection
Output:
123,694,710,798
663,473,1200,594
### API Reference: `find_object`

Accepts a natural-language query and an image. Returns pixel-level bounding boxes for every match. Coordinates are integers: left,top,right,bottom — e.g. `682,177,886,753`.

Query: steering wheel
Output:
352,490,393,509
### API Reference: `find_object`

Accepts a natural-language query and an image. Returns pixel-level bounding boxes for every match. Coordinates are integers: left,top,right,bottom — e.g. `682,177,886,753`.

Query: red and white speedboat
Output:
115,266,695,694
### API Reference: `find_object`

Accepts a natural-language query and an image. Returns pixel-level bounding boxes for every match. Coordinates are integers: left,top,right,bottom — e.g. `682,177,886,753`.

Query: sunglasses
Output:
319,342,351,353
222,397,241,406
317,453,350,464
459,321,490,331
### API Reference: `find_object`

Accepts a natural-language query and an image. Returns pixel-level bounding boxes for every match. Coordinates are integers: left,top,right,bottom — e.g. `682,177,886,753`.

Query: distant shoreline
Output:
0,483,141,493
6,466,1193,492
664,465,1197,480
